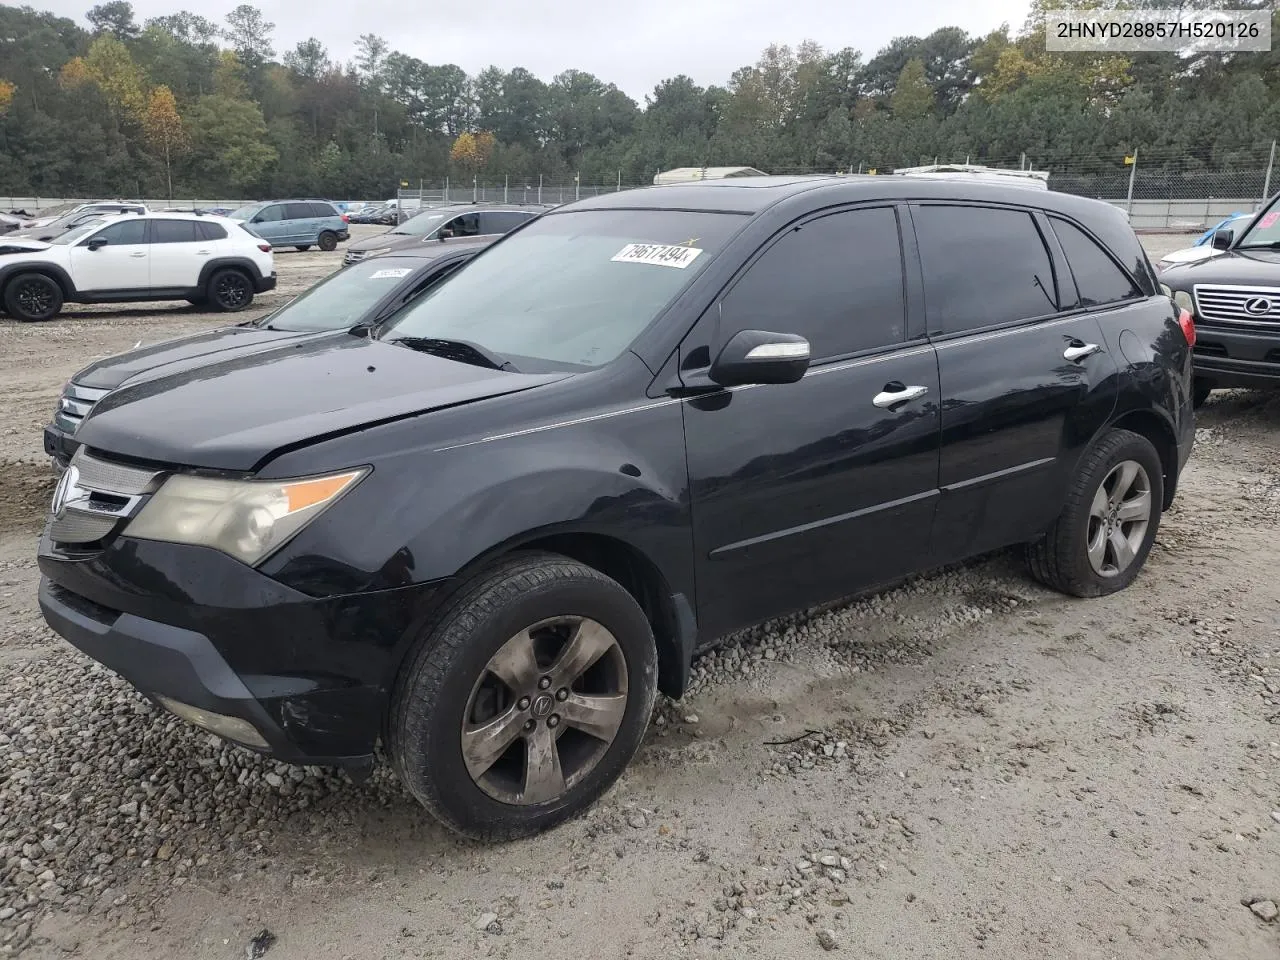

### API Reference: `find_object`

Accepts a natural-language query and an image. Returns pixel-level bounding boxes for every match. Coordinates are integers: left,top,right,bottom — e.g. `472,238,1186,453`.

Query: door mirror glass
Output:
86,236,108,250
709,329,810,387
1211,228,1234,250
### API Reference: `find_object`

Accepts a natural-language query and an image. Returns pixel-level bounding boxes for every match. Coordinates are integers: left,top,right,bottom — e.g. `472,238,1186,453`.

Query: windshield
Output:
49,221,105,245
229,203,264,221
262,256,422,332
390,212,448,236
380,209,746,371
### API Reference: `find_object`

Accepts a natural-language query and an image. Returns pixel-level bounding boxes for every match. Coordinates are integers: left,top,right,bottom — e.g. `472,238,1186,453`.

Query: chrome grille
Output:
53,382,110,434
343,250,368,265
48,449,164,545
1193,284,1280,327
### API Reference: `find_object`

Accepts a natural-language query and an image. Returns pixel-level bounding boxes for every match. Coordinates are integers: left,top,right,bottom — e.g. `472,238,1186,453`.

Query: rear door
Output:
911,202,1120,565
148,219,208,290
682,204,942,639
284,203,317,245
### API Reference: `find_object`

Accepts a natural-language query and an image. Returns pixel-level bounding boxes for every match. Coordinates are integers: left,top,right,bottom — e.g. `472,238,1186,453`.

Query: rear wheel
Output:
3,273,63,322
1027,428,1163,598
206,269,253,312
389,553,658,841
317,231,338,252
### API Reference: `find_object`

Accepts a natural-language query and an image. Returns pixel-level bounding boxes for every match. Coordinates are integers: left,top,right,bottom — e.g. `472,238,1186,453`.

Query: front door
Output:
68,219,150,292
682,205,942,640
249,203,289,244
908,202,1121,564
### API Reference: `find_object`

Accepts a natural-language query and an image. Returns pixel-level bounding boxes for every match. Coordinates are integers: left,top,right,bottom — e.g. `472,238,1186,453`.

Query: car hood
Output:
345,232,422,253
73,325,320,391
1162,248,1280,289
1159,246,1219,266
0,237,52,252
74,335,570,471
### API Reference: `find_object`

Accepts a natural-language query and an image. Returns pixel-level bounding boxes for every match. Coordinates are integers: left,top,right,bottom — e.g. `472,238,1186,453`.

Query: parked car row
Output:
343,203,549,264
33,175,1198,842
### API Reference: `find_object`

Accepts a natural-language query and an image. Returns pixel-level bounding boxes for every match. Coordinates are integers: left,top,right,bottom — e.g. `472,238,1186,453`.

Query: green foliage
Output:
1,2,1278,199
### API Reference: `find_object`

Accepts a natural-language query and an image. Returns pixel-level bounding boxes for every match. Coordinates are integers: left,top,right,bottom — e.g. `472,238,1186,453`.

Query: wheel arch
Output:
197,257,260,289
0,262,76,299
1107,407,1179,509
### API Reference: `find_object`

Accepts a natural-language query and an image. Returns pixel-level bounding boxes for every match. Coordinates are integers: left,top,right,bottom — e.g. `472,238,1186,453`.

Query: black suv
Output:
1160,195,1280,405
37,176,1195,840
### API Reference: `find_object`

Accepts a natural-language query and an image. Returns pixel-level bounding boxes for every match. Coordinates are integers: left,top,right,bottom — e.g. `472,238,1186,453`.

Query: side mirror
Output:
709,329,811,387
251,215,264,224
1211,228,1234,250
86,236,108,251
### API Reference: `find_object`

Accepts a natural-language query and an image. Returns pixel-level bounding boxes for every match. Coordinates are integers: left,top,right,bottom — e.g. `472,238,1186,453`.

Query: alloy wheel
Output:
216,274,248,309
16,280,54,317
1086,459,1152,578
461,615,629,805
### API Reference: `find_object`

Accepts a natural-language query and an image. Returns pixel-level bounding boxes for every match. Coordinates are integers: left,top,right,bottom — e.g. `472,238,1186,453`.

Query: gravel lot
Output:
1,231,1278,959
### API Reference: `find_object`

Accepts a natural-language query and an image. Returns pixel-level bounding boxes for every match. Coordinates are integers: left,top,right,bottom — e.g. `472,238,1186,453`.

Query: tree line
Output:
1,0,1278,200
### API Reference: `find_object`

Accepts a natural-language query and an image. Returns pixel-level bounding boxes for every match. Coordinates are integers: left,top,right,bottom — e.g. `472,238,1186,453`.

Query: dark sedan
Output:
44,240,490,470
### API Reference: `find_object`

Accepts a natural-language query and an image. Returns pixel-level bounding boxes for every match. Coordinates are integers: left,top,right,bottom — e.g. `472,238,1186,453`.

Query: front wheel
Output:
317,231,338,252
389,553,658,841
1026,428,1163,598
206,269,254,312
4,273,63,322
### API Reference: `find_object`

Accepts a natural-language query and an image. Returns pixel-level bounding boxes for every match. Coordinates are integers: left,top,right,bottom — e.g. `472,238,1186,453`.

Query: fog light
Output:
154,696,269,749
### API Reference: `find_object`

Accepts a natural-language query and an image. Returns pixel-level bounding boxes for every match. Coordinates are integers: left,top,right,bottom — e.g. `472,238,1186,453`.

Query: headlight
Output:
1172,290,1194,312
124,468,367,566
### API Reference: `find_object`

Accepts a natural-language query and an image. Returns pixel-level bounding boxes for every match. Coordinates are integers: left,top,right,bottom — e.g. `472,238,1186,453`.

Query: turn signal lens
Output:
1177,308,1196,347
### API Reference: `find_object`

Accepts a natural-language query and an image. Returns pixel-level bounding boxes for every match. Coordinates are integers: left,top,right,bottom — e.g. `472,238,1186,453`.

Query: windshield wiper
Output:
390,336,520,372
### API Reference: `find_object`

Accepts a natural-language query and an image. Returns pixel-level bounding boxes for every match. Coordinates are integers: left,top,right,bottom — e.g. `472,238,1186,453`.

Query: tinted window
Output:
388,212,449,237
1049,217,1142,307
914,205,1059,334
255,205,284,223
442,214,480,237
481,211,532,234
151,220,199,244
89,219,147,245
267,257,421,332
309,202,337,218
719,207,906,361
197,221,228,241
283,203,313,220
381,209,745,370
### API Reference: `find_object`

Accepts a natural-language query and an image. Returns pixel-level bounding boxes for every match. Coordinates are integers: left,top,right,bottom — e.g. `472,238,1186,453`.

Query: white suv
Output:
0,212,276,322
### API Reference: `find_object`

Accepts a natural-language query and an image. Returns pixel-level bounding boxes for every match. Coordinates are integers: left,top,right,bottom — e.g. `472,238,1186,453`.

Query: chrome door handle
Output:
1063,342,1101,362
872,384,929,408
129,252,146,258
195,249,211,255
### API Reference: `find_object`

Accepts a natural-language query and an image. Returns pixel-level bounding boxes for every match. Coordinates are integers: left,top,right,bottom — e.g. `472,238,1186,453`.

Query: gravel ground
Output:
1,232,1278,959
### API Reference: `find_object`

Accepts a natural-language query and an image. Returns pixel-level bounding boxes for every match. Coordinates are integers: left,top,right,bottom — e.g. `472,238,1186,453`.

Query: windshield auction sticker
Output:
612,243,703,268
369,268,413,279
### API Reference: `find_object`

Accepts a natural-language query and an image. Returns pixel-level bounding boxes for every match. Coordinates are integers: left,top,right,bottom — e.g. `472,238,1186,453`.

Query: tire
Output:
206,269,254,312
185,296,206,306
317,231,338,252
1192,378,1212,409
1027,428,1163,598
389,552,659,841
3,273,63,322
295,245,312,252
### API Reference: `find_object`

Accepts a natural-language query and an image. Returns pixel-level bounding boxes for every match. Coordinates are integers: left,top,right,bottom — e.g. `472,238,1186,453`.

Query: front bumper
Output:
37,533,440,766
1192,323,1280,389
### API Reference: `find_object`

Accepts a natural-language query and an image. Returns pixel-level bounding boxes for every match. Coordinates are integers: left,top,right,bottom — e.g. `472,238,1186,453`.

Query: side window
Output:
151,220,199,244
309,202,337,218
447,213,480,237
255,205,284,223
197,221,228,241
284,203,313,220
1049,216,1143,307
913,204,1059,334
480,211,530,234
718,207,906,361
88,220,147,245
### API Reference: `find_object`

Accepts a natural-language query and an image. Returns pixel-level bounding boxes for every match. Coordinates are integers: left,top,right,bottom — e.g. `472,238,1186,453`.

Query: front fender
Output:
0,260,76,297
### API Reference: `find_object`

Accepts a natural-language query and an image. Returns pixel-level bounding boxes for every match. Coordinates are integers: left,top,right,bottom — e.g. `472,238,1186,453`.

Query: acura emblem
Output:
1244,296,1273,316
50,464,81,518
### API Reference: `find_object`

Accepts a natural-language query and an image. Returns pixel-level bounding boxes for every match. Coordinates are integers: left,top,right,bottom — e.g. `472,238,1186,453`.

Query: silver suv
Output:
342,204,546,265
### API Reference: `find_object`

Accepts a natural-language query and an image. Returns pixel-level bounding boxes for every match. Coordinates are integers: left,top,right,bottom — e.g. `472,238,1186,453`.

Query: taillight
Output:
341,213,350,223
1177,307,1195,347
258,243,271,253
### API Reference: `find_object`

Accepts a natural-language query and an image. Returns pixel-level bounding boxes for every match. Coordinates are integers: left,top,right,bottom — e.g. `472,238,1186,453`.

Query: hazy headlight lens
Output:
125,468,367,565
1172,290,1194,312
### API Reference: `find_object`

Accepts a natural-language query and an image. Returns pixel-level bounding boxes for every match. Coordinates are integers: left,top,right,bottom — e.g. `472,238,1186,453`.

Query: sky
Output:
39,0,1034,103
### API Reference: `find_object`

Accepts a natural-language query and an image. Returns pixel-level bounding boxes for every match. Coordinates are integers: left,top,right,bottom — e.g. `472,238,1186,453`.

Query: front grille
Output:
54,382,110,434
49,449,165,545
343,250,368,265
1193,284,1280,327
